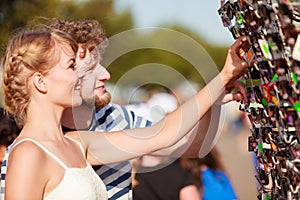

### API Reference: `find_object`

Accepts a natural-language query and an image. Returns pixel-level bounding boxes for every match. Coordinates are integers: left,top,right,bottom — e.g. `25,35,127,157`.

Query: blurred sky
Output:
114,0,235,46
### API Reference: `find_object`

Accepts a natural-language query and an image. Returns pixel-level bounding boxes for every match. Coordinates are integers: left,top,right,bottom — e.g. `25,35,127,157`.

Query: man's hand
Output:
77,47,100,78
218,36,251,104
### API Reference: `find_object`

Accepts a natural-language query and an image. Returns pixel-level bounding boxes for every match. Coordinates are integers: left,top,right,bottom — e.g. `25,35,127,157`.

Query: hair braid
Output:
2,51,32,127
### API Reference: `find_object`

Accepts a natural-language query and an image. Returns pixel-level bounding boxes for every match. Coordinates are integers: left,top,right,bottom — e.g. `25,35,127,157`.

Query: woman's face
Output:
46,44,82,108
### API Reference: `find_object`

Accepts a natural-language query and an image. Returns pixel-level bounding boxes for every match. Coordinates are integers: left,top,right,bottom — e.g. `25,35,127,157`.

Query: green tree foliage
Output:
0,0,72,52
0,0,129,53
106,24,229,87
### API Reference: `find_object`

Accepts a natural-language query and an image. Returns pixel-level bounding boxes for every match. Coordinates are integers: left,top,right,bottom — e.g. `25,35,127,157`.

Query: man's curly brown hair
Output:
47,19,108,52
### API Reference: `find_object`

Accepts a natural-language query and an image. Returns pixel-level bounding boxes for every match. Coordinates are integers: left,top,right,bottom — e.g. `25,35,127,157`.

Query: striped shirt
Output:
0,103,151,200
90,103,151,200
0,145,11,200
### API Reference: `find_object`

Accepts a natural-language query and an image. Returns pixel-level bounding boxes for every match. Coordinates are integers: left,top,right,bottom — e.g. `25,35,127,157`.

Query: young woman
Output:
1,28,248,199
1,29,108,200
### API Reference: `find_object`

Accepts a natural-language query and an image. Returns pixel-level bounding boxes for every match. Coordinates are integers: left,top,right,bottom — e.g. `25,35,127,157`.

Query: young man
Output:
48,19,246,199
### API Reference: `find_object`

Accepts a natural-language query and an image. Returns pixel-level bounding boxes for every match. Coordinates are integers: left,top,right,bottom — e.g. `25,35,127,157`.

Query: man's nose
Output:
95,65,111,81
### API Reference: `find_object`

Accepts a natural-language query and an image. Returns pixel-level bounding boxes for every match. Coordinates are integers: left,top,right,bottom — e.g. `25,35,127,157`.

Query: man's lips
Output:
95,85,106,92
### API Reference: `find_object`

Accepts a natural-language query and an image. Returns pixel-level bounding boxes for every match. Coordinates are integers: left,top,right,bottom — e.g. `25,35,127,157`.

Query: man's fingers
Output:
232,36,248,49
225,80,248,103
83,51,92,65
233,81,247,103
78,48,86,59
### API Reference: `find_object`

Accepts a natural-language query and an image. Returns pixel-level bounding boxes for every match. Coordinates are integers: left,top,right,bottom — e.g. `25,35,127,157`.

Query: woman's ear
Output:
32,72,47,93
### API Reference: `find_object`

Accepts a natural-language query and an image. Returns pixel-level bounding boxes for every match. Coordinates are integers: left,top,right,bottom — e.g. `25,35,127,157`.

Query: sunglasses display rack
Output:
218,0,300,199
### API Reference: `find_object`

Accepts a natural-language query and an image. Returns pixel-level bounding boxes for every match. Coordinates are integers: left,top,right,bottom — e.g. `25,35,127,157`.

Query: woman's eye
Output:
69,63,77,70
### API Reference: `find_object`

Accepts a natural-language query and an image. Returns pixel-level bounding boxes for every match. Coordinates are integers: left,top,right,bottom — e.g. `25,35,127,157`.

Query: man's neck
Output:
62,106,94,130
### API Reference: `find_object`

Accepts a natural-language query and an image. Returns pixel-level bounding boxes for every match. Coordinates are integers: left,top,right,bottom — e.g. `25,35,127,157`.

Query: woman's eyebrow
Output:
68,58,76,63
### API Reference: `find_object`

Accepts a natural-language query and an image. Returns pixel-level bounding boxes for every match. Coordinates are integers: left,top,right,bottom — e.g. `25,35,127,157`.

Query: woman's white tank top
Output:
11,137,107,200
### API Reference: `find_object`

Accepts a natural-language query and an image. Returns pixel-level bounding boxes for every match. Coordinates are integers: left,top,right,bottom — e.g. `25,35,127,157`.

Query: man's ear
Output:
32,72,47,93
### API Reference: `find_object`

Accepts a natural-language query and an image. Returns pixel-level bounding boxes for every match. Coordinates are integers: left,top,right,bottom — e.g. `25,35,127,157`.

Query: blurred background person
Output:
180,147,238,200
0,107,20,167
133,158,200,200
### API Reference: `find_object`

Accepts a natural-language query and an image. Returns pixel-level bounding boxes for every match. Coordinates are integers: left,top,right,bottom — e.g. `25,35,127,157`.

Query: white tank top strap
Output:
64,135,86,158
12,138,68,170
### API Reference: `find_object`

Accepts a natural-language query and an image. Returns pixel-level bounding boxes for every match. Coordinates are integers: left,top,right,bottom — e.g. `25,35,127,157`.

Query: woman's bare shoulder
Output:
8,139,47,168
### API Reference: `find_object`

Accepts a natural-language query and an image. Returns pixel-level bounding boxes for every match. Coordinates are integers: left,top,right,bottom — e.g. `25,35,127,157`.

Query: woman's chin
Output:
72,97,83,107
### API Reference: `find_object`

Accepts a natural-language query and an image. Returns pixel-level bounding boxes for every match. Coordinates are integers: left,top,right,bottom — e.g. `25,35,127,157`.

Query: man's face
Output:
77,46,112,110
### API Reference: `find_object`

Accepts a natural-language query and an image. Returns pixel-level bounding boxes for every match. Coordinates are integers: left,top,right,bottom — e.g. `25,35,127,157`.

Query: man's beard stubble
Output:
82,91,112,111
95,92,111,110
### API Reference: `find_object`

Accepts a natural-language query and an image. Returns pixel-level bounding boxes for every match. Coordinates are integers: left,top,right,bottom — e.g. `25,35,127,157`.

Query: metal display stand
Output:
218,1,300,199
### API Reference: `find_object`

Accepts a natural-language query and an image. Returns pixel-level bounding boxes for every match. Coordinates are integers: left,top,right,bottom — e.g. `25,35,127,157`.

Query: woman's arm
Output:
149,105,222,158
69,36,249,165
